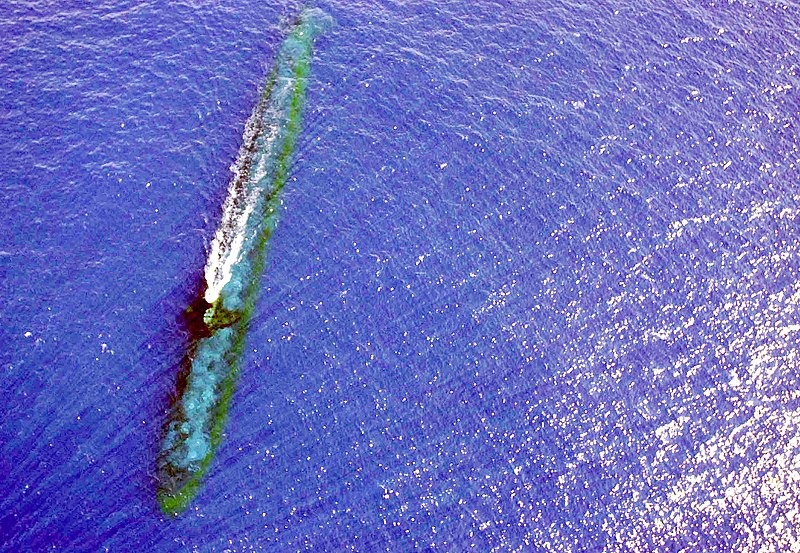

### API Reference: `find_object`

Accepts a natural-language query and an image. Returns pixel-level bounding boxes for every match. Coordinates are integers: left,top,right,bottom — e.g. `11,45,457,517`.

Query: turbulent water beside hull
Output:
157,9,329,516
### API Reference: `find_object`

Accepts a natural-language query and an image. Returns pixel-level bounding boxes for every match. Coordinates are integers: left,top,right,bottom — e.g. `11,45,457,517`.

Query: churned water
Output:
2,0,800,551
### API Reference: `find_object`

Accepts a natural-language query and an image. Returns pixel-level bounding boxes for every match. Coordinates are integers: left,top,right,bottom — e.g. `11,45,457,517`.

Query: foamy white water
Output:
203,91,283,305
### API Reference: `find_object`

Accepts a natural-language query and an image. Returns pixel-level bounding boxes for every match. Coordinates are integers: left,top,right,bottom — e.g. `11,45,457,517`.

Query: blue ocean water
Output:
2,0,800,550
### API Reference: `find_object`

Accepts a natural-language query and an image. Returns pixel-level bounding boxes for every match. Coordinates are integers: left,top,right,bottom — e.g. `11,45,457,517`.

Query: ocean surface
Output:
2,0,800,551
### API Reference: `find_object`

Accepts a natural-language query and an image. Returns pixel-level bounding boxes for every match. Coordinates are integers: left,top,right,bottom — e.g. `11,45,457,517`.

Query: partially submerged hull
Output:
157,9,329,516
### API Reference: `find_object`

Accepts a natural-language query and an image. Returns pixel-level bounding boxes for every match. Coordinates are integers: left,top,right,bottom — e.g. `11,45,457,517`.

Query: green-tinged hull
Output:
157,8,330,516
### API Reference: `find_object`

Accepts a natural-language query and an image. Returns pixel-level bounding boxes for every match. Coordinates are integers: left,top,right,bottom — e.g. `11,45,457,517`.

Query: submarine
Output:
157,8,330,515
